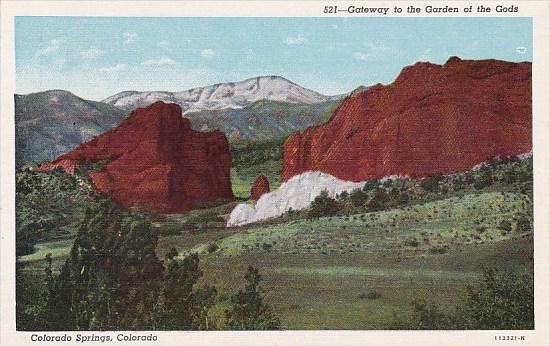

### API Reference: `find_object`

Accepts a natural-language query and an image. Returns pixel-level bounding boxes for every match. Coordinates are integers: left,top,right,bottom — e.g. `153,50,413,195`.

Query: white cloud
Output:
364,41,390,55
516,46,527,54
123,32,137,45
354,40,401,61
99,63,128,72
158,40,171,51
200,48,215,59
353,52,371,61
284,34,309,46
80,47,104,59
36,39,63,57
141,57,177,66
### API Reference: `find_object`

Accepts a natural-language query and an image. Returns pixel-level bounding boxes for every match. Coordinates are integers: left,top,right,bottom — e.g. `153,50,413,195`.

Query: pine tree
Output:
225,266,280,330
154,253,217,330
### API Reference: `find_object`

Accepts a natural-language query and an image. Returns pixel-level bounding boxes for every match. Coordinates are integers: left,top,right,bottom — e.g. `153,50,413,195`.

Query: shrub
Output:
337,190,349,200
474,170,494,190
421,175,442,193
359,290,382,300
515,215,532,233
165,247,179,260
207,243,219,253
350,189,368,208
363,180,378,192
366,188,389,211
429,246,448,254
387,267,534,330
387,298,455,330
404,238,420,248
498,220,512,233
458,268,534,329
475,226,487,234
398,192,410,204
308,190,342,218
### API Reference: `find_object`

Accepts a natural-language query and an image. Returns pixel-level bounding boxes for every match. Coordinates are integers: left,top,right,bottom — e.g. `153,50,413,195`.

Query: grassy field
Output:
180,192,531,257
196,237,532,329
17,156,533,330
18,239,73,263
17,187,533,329
154,190,532,329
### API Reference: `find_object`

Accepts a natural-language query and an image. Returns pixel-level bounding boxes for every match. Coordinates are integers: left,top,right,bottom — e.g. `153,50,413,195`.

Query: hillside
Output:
15,90,127,167
186,99,338,141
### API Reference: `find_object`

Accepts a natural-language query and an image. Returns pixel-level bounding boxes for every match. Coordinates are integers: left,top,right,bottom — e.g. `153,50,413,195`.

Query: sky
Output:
15,17,532,101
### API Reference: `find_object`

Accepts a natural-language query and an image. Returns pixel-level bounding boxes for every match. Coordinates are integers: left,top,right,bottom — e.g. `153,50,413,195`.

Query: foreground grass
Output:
197,237,532,329
18,186,533,329
155,190,532,329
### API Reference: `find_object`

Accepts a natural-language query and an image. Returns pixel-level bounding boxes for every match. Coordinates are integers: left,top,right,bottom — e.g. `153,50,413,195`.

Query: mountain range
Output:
16,77,341,167
102,76,338,112
26,57,532,218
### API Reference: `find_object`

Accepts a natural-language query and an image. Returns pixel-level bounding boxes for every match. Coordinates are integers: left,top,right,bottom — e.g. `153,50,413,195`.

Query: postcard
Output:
1,1,549,345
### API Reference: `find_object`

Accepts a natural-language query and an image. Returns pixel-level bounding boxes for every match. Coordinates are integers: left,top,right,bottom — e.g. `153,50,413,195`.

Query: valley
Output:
15,58,534,331
17,153,533,329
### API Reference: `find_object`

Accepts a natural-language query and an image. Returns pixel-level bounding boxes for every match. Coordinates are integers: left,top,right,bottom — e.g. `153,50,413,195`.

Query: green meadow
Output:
16,153,533,329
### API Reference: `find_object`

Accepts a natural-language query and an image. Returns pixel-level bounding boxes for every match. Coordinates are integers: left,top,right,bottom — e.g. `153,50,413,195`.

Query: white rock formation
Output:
227,171,366,227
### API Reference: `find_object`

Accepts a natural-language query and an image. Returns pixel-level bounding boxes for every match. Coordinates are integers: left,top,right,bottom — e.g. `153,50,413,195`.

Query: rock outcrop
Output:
227,171,365,227
250,175,270,201
282,57,532,182
38,101,234,213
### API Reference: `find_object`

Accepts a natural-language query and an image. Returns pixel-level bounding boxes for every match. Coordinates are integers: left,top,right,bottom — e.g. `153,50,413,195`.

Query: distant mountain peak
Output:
101,76,333,113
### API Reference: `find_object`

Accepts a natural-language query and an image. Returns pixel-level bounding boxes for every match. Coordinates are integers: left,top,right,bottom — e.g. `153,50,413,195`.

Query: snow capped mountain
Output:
227,171,366,227
102,76,336,113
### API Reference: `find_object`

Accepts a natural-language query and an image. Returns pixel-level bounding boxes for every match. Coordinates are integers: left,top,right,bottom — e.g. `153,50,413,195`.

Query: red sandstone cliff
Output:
250,174,270,201
282,57,532,182
39,101,234,213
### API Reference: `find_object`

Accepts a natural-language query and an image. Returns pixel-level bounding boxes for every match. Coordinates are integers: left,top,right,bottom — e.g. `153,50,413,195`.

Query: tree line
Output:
305,156,532,220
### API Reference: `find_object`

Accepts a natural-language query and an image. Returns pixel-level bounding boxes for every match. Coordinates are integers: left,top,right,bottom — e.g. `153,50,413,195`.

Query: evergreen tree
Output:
39,202,164,330
225,266,280,330
154,253,217,330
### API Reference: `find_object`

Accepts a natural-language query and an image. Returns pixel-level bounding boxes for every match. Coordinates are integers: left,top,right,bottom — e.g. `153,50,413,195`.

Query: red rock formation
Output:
39,101,234,213
283,57,532,182
250,174,270,201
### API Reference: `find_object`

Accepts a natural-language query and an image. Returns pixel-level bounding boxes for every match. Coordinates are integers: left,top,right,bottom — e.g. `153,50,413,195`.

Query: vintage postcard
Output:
1,1,549,345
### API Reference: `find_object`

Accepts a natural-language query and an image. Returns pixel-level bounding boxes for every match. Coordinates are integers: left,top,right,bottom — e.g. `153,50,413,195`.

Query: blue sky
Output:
15,17,532,101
